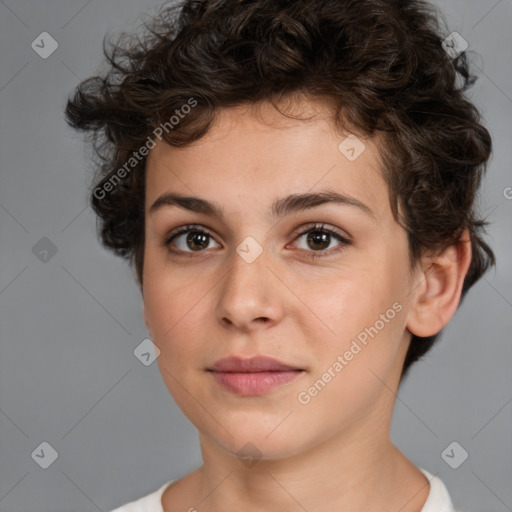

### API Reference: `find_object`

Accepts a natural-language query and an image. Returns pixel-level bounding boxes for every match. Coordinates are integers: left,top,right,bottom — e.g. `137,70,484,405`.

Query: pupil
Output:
308,230,329,250
187,231,209,251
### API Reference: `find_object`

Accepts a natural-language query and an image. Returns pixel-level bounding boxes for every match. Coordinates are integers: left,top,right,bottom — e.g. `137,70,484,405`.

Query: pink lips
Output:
208,356,304,396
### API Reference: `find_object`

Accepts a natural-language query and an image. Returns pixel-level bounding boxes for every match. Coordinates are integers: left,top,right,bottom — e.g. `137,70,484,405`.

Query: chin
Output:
215,431,308,462
198,411,321,462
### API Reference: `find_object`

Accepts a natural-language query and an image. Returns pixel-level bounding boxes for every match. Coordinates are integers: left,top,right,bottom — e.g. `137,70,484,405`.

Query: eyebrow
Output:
148,188,376,221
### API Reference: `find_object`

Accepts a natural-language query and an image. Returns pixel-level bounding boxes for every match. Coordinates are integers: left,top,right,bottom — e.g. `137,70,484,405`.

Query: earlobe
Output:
406,230,472,338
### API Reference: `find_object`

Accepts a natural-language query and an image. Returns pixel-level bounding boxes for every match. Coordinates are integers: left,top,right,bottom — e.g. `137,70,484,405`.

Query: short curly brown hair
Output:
65,0,495,380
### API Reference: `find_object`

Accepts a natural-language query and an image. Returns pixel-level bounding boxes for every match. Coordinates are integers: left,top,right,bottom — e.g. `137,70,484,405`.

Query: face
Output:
142,99,416,461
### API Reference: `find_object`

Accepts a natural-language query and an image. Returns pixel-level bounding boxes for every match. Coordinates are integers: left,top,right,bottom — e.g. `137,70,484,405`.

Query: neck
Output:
194,406,429,512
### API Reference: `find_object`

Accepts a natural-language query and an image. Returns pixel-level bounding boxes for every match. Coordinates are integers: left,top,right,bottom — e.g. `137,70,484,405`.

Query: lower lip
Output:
210,370,302,396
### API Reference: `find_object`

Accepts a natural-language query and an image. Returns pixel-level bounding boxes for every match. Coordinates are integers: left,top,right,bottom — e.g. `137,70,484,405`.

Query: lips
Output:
209,356,301,373
207,356,304,396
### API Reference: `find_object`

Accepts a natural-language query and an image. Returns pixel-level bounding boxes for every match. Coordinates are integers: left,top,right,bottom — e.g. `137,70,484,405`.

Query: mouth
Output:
207,356,305,396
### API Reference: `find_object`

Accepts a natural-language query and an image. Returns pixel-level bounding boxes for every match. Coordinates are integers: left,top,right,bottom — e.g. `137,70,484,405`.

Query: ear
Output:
406,229,472,338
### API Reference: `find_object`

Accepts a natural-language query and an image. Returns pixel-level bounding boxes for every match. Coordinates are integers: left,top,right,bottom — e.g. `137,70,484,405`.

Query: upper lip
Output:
208,356,302,373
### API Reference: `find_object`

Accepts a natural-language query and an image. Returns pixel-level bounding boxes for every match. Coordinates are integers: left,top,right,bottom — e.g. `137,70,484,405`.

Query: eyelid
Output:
291,222,351,243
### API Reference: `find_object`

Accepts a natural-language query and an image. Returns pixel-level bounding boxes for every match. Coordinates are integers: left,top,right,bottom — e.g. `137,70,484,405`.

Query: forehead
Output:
145,100,390,221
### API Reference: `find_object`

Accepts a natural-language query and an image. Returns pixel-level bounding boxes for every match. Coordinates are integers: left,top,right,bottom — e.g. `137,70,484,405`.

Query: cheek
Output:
304,265,398,338
295,295,406,428
143,265,205,353
300,256,407,376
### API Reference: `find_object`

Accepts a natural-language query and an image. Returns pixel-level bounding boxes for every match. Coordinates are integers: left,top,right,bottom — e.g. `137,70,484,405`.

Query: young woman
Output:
65,1,495,510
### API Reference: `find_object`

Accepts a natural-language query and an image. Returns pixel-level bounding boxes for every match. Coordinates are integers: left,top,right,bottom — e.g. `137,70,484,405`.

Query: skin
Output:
142,97,472,512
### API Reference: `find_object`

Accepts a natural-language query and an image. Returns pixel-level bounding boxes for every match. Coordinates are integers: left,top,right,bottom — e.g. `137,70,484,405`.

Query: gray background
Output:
0,0,510,511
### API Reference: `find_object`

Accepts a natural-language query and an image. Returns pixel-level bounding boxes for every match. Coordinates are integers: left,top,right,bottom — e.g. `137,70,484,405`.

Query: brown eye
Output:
306,230,332,251
293,223,351,258
164,225,221,254
184,231,210,251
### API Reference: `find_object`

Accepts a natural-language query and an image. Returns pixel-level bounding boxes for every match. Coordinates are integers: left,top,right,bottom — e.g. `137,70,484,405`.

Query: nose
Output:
213,247,285,333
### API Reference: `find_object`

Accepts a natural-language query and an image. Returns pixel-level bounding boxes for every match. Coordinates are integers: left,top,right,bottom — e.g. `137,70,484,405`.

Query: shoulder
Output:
108,480,173,512
419,468,456,512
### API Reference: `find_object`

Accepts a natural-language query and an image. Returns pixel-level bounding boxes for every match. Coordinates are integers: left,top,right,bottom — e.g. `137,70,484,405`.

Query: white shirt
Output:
109,467,456,511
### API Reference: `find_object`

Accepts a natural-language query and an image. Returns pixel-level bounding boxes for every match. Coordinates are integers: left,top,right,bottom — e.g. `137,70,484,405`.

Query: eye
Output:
291,223,351,259
164,224,221,254
163,223,351,258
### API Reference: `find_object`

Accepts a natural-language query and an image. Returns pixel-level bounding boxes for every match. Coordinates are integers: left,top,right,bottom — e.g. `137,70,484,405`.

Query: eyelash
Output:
163,223,351,259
